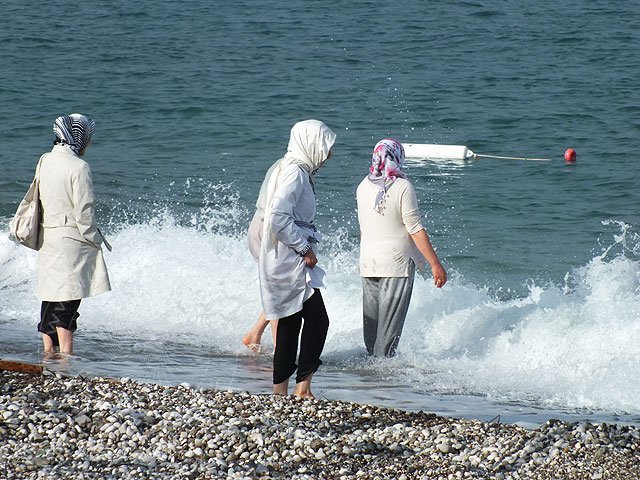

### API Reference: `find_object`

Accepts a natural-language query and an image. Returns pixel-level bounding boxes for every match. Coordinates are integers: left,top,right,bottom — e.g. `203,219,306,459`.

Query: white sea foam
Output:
1,216,639,416
394,225,640,414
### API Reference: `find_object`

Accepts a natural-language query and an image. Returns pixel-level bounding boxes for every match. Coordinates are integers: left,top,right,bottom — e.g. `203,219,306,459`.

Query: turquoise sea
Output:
1,1,640,427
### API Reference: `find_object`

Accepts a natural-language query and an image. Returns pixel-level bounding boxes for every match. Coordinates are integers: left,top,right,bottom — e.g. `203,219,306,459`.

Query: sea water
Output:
1,0,640,428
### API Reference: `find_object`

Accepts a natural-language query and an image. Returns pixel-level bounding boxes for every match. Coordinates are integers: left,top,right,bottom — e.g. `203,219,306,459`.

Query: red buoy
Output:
564,148,577,163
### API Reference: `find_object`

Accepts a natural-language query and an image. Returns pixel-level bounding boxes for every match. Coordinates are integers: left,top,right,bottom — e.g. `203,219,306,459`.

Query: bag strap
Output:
34,153,46,182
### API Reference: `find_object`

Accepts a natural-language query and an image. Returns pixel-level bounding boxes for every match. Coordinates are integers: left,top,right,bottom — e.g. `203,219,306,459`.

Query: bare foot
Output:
242,337,263,354
273,381,288,396
243,313,269,353
293,375,314,398
294,389,314,399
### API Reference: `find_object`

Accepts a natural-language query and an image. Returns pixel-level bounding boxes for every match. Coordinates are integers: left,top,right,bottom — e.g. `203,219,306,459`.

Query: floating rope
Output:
473,153,550,162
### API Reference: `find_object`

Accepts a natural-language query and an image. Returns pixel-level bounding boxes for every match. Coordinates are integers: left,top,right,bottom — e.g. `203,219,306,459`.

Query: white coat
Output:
259,164,321,320
257,120,335,320
37,145,111,301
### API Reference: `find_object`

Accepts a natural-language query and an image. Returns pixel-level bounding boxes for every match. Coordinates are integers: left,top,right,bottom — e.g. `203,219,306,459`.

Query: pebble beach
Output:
1,370,639,479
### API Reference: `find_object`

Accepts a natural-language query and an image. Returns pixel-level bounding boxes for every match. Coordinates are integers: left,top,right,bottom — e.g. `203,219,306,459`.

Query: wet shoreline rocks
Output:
1,370,639,479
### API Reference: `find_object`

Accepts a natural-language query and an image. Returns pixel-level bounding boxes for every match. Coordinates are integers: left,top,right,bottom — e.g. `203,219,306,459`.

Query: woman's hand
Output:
410,229,447,288
432,262,447,288
303,249,318,268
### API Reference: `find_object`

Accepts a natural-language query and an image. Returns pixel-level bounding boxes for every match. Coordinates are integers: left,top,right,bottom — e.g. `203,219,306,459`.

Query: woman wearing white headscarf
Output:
356,138,446,357
37,113,111,354
259,119,336,397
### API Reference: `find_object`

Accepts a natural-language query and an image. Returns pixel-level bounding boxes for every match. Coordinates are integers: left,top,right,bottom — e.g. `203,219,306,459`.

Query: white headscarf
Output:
262,120,336,245
285,119,336,174
261,119,336,211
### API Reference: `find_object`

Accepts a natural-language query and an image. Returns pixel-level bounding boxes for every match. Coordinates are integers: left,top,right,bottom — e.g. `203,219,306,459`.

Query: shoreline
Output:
1,370,639,479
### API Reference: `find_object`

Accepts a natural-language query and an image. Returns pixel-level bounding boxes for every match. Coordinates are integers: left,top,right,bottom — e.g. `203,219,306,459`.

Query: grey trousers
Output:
362,262,415,357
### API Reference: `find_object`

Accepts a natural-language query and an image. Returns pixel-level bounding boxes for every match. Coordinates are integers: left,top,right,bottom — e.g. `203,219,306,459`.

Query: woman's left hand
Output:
432,263,447,288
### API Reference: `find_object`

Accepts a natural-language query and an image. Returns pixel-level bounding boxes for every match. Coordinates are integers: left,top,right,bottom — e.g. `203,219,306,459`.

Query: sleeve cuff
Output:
296,243,312,255
406,223,425,235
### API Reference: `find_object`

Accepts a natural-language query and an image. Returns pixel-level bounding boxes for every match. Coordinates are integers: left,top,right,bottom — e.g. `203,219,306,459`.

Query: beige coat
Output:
37,145,111,301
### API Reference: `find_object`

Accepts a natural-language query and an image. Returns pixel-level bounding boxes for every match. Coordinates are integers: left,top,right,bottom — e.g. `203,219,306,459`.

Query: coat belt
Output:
42,214,76,228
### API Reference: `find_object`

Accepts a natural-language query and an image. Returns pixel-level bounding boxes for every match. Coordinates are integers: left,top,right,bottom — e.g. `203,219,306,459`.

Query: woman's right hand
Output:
303,249,318,268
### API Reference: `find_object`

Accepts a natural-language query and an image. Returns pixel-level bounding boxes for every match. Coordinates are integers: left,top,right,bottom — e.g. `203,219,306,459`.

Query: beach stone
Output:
437,442,452,454
1,370,640,480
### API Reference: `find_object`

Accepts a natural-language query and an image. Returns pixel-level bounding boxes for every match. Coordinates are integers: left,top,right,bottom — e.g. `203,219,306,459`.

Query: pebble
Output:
0,370,639,479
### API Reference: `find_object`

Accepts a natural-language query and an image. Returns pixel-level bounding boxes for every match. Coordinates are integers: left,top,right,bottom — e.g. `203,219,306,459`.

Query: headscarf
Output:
368,138,406,211
285,119,336,174
262,119,336,245
53,113,96,155
262,120,336,209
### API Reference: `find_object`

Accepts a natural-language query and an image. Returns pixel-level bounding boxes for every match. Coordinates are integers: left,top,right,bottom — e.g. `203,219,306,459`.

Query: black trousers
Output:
38,300,81,347
273,289,329,384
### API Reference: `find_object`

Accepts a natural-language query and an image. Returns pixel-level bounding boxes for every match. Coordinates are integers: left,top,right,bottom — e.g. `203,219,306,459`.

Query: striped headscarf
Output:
53,113,96,155
368,138,406,211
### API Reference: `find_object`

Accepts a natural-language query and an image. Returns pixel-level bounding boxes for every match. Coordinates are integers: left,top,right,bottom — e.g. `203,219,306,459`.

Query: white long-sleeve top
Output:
356,176,426,277
259,163,320,320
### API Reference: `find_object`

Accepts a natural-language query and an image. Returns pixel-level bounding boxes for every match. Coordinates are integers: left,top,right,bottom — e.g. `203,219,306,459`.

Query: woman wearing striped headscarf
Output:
36,113,111,355
356,138,447,357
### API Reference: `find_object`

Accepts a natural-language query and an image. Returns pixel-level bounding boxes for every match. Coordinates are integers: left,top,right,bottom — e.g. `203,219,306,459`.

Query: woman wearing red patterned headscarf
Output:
356,138,447,357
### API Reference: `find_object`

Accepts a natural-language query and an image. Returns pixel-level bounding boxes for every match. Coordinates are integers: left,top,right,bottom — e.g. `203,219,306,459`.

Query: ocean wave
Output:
2,213,639,415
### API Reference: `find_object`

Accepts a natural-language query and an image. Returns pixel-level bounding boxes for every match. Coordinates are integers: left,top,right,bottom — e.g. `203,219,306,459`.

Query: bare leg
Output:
293,374,314,398
269,319,278,348
56,327,74,355
273,380,288,395
42,334,56,354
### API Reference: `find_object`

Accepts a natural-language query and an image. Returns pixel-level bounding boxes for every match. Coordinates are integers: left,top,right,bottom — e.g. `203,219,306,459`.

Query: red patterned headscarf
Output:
368,138,406,211
369,138,406,181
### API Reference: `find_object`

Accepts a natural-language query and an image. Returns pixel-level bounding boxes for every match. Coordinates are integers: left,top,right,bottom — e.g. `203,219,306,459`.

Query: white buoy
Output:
402,143,551,162
402,143,475,160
